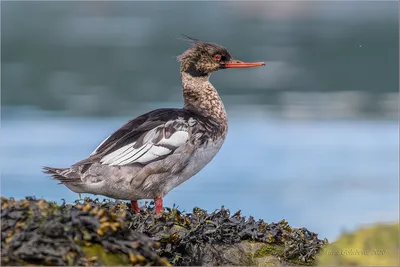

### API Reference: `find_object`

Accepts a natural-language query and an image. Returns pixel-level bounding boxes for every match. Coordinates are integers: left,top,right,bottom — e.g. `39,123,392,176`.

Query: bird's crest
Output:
177,34,230,62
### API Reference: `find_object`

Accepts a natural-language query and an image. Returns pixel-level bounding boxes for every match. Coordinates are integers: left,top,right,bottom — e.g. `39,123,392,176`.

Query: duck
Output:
43,36,265,214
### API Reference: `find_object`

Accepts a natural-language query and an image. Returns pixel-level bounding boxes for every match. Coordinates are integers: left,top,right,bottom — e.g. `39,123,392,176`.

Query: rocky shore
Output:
1,197,327,266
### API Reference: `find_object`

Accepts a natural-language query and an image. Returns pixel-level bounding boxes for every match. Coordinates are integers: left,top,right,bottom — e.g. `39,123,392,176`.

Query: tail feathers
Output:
42,166,81,183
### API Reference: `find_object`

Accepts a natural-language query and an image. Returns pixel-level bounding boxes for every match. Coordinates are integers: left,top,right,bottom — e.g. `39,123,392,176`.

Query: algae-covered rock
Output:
316,223,399,266
141,207,326,266
1,197,326,266
1,197,168,266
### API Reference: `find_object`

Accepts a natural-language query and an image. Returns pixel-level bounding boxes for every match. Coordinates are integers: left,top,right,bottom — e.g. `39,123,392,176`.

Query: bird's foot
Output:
154,197,163,215
131,200,140,213
131,199,163,214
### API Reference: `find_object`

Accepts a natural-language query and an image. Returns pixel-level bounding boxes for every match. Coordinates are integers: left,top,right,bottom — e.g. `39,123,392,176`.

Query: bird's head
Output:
177,35,265,77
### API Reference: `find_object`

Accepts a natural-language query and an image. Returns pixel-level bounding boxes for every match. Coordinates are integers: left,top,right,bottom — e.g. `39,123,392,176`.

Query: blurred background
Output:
1,1,398,242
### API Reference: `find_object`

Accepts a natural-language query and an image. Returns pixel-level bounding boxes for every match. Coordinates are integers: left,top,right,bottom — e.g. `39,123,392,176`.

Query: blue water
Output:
1,111,398,241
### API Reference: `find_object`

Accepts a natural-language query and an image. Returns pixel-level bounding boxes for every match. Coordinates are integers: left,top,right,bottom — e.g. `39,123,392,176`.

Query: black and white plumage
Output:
43,37,264,214
90,108,222,166
43,107,226,210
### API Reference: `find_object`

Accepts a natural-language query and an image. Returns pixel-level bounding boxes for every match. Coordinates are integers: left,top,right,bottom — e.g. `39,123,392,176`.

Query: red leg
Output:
131,200,140,213
154,197,163,214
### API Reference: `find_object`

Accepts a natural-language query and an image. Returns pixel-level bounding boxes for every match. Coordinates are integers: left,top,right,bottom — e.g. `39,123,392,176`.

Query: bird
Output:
43,36,265,214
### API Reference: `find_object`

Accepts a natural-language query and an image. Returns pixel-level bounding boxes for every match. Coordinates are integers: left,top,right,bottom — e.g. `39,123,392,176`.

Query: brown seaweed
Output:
1,197,327,266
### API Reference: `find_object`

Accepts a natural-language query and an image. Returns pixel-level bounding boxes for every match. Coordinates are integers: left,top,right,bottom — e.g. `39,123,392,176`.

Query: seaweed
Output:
1,197,327,266
125,205,327,265
1,197,168,266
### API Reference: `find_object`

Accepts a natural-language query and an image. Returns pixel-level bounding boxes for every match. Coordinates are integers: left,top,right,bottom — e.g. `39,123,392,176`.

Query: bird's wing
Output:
88,109,192,166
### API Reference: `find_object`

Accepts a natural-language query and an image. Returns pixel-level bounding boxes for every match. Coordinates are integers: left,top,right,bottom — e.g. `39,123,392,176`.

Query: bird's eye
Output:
214,54,222,61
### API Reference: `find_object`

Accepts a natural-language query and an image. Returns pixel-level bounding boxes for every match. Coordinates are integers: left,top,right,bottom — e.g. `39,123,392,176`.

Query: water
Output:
2,1,398,117
1,109,398,241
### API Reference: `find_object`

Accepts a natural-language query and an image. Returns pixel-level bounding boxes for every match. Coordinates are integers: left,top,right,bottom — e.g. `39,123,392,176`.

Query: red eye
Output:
214,54,222,61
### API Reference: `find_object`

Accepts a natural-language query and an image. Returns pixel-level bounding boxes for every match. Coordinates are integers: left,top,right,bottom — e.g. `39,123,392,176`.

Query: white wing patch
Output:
158,131,189,147
100,129,189,166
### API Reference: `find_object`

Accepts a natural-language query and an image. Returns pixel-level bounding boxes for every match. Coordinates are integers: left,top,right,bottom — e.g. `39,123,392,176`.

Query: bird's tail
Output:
42,166,80,183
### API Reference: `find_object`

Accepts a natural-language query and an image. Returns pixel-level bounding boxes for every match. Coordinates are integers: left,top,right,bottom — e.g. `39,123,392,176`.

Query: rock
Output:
1,197,326,266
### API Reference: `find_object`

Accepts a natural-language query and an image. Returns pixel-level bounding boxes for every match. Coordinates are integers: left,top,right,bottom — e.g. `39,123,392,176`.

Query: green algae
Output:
254,244,285,258
82,245,130,266
254,244,316,266
253,244,285,266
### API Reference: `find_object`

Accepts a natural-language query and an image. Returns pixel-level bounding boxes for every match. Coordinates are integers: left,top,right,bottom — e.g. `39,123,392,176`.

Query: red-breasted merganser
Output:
43,37,265,214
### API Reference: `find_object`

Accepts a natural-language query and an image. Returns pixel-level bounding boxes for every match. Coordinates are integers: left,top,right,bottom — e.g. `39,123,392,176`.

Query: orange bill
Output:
223,60,265,68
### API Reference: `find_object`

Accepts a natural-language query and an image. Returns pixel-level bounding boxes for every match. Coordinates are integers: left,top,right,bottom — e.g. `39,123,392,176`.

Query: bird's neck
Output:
180,71,227,123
